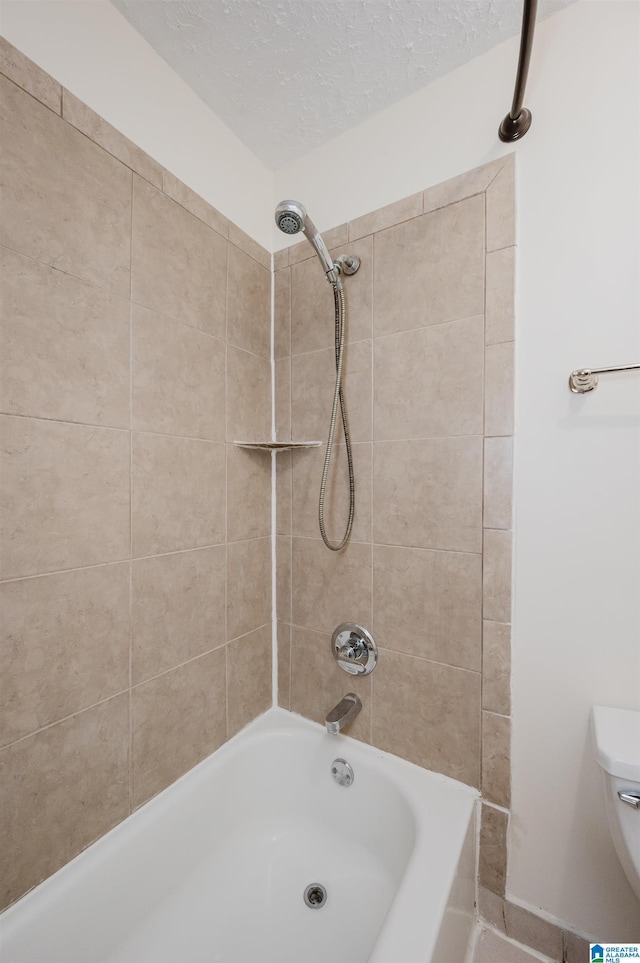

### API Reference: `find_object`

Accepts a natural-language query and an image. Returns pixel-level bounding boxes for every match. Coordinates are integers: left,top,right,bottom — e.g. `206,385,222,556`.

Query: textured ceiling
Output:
111,0,576,169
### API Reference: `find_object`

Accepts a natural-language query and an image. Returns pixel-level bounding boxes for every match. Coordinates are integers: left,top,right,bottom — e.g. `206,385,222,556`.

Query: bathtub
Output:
1,709,478,963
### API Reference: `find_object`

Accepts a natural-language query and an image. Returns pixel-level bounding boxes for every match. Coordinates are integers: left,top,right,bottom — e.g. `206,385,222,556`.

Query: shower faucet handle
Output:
331,623,377,676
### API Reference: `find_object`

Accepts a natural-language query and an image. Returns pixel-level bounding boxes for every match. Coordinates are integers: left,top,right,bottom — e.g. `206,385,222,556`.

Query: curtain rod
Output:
499,0,539,142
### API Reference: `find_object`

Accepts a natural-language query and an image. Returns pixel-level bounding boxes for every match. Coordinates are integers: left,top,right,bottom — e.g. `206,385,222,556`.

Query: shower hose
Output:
318,280,355,551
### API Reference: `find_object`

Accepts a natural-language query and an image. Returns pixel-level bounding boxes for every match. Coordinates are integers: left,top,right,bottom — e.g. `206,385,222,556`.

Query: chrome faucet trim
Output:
325,692,362,735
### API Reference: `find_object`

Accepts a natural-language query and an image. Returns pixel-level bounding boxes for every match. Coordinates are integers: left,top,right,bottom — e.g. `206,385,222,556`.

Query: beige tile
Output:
0,694,129,910
226,345,272,442
131,176,227,339
276,536,292,623
477,886,506,932
372,650,480,784
373,437,483,553
349,192,422,241
276,450,292,535
291,236,373,354
323,223,349,249
422,158,508,214
132,649,227,807
0,247,129,428
290,625,372,744
564,930,591,963
0,37,61,112
473,928,541,963
504,902,564,961
162,169,229,238
482,711,511,808
132,304,225,441
288,237,313,266
275,357,291,442
277,622,291,710
132,547,226,684
486,156,516,252
291,537,372,631
131,433,225,557
274,267,291,359
479,803,508,895
484,437,513,530
227,243,271,359
62,89,162,187
372,545,482,670
226,444,271,542
0,416,130,579
483,621,512,715
227,624,272,736
483,530,512,624
485,342,514,437
374,316,484,440
0,75,131,295
291,339,372,443
273,248,289,271
0,564,129,747
292,443,372,544
373,196,484,338
486,247,515,345
227,537,271,641
228,222,270,270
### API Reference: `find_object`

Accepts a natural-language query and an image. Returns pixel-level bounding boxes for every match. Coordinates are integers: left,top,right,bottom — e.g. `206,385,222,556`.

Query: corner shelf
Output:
233,441,322,452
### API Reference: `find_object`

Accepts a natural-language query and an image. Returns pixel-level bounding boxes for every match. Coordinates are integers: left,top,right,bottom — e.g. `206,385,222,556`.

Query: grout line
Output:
0,241,132,302
128,189,134,811
0,411,229,446
0,411,130,433
270,252,279,708
0,544,230,585
225,640,229,742
288,533,482,557
0,688,131,754
0,67,63,116
371,312,485,345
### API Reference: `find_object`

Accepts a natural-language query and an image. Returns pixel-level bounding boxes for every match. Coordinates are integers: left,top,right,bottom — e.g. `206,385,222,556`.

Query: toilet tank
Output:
591,706,640,902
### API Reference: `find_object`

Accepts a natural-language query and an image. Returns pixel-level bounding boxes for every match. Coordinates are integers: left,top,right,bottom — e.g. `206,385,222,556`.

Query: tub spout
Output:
325,693,362,734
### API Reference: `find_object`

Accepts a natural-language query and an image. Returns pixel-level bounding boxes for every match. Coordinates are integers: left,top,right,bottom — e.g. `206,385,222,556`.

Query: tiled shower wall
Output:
0,41,272,910
275,156,515,897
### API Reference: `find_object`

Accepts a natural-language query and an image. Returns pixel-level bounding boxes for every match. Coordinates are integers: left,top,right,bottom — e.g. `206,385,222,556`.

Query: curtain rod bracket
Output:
499,0,538,143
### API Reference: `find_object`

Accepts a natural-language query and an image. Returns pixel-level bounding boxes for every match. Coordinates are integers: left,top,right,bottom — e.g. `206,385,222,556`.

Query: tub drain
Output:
303,883,327,909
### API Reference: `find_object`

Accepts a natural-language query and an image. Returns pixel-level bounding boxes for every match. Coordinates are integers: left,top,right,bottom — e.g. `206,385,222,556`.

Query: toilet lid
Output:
592,706,640,781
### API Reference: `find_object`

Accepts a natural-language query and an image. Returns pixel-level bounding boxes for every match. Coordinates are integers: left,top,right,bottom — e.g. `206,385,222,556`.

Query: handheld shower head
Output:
275,199,338,284
275,200,306,236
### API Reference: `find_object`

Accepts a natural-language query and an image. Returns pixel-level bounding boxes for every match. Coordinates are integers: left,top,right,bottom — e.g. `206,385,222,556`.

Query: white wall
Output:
275,0,640,938
1,0,638,938
0,0,273,249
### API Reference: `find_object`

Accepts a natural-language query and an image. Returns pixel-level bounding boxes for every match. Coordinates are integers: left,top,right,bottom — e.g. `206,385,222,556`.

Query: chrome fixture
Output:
325,692,362,734
330,758,354,787
569,362,640,393
332,623,378,676
334,253,360,276
275,199,361,552
618,790,640,810
303,883,327,908
275,200,339,284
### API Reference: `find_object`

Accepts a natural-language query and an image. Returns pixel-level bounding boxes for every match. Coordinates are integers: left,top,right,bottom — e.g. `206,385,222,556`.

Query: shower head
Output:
275,199,306,236
275,199,338,284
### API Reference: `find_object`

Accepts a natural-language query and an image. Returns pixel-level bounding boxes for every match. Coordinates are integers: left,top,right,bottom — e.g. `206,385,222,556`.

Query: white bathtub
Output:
1,709,478,963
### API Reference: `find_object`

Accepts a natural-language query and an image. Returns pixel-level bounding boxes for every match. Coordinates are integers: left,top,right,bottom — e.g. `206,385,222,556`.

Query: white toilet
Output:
592,705,640,902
